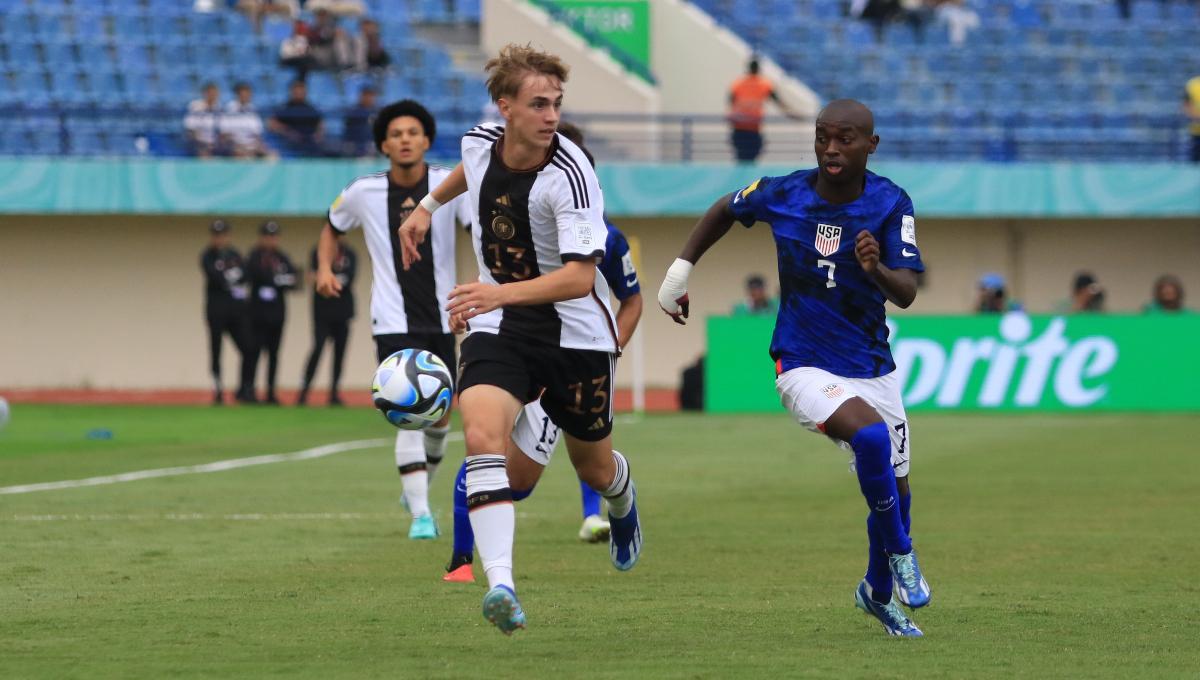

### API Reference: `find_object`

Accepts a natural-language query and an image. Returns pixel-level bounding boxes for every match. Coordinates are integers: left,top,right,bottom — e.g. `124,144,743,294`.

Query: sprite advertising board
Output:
706,313,1200,412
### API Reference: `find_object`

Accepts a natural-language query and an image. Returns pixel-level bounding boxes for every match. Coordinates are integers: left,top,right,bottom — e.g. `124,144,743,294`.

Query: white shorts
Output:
511,399,561,467
775,367,912,477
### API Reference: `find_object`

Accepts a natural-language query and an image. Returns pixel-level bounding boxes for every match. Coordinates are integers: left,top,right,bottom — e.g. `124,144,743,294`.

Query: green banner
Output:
535,0,651,79
556,0,649,65
707,313,1200,412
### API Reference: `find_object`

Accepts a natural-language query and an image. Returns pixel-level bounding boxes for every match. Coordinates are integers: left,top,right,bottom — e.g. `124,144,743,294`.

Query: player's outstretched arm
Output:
315,222,343,298
657,192,737,325
854,230,918,308
398,163,469,270
447,260,597,321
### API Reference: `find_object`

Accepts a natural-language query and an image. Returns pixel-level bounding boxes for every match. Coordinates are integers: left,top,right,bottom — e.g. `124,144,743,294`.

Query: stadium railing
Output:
0,108,1190,163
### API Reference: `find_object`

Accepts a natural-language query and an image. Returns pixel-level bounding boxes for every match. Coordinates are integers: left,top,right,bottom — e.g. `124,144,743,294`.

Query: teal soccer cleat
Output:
482,585,526,635
855,581,923,637
408,513,439,540
889,550,931,608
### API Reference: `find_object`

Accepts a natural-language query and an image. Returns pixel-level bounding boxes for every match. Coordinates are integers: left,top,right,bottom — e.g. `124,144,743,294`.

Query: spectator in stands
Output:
350,18,391,73
1185,75,1200,163
934,0,980,47
184,82,223,158
851,0,931,43
1057,271,1106,313
728,58,801,163
731,274,779,315
306,0,366,17
220,82,275,159
268,79,325,156
279,19,313,81
1144,274,1186,313
341,86,378,157
975,273,1022,313
237,0,298,33
306,8,352,71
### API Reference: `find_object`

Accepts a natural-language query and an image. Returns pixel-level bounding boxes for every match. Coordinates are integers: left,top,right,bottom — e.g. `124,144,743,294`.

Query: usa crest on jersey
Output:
815,224,842,256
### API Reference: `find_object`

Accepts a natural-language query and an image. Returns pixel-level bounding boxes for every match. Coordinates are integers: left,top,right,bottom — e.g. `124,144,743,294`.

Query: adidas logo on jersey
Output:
398,196,417,222
588,417,605,431
495,194,511,207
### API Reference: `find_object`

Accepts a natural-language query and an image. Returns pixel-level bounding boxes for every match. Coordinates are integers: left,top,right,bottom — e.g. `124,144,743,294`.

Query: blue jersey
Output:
728,169,924,378
599,219,640,301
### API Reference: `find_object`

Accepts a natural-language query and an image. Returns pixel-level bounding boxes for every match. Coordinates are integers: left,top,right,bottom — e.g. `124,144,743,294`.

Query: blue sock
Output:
865,513,893,602
851,422,911,555
451,461,474,559
579,479,602,518
900,491,912,536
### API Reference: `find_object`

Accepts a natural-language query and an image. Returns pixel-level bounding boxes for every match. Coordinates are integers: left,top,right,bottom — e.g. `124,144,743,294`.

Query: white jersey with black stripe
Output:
327,165,471,335
460,124,618,353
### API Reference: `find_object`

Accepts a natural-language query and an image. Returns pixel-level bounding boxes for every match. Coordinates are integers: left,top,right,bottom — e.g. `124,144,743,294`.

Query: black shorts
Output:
374,332,458,385
458,332,615,442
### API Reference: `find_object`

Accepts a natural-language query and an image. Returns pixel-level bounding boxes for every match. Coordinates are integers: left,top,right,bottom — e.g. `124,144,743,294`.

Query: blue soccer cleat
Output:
482,585,526,635
855,581,923,637
889,549,931,608
608,486,641,571
408,513,439,540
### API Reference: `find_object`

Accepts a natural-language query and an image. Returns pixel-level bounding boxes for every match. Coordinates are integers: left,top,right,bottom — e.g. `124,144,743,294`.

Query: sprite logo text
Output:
891,314,1119,409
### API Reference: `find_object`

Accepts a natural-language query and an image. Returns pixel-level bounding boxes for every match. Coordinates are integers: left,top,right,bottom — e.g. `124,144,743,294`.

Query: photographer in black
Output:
298,241,357,406
200,219,254,405
246,221,299,404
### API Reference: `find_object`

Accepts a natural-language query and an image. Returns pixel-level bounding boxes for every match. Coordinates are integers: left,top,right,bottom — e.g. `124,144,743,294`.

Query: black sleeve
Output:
201,250,224,289
280,253,299,291
345,247,357,286
246,249,267,287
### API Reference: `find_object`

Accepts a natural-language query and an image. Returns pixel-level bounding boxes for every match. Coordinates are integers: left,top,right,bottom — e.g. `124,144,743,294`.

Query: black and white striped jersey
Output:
327,165,471,335
460,124,618,353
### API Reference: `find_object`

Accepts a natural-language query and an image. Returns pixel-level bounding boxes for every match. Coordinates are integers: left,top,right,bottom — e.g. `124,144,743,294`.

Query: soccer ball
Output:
371,349,453,430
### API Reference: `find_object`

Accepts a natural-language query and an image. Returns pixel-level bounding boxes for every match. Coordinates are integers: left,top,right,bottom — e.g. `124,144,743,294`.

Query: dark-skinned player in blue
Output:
657,99,930,637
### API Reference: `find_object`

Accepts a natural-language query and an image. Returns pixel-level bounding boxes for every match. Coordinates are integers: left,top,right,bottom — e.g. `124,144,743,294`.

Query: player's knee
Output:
573,456,615,492
850,421,892,477
463,423,506,455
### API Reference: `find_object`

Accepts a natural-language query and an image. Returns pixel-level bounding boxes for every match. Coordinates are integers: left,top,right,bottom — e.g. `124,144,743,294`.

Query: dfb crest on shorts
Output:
815,224,842,256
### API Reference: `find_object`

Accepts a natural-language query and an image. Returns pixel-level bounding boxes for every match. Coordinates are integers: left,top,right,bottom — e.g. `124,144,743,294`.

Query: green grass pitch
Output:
1,405,1198,678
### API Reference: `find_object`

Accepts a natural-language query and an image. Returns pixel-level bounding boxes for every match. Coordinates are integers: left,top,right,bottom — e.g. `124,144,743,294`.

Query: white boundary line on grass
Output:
4,512,397,521
0,436,425,495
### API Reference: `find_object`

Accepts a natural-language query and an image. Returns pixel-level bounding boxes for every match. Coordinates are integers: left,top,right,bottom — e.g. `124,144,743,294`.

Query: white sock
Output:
423,424,450,482
395,430,429,517
465,454,514,590
602,450,634,519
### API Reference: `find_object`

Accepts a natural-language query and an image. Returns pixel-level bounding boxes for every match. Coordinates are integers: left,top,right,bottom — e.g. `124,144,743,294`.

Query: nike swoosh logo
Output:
902,248,916,257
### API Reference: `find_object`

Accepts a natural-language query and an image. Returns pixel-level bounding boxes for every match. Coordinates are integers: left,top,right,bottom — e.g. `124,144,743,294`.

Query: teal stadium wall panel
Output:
0,159,1197,217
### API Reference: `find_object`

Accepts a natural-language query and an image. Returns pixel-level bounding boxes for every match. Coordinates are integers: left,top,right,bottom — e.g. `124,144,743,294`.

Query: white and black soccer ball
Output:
371,349,453,430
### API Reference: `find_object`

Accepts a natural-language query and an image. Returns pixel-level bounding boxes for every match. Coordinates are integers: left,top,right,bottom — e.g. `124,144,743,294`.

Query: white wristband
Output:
658,257,694,313
665,257,693,283
419,194,442,213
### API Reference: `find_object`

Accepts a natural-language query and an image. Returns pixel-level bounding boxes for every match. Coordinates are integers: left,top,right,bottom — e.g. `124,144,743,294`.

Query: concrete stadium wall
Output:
1,214,1197,391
